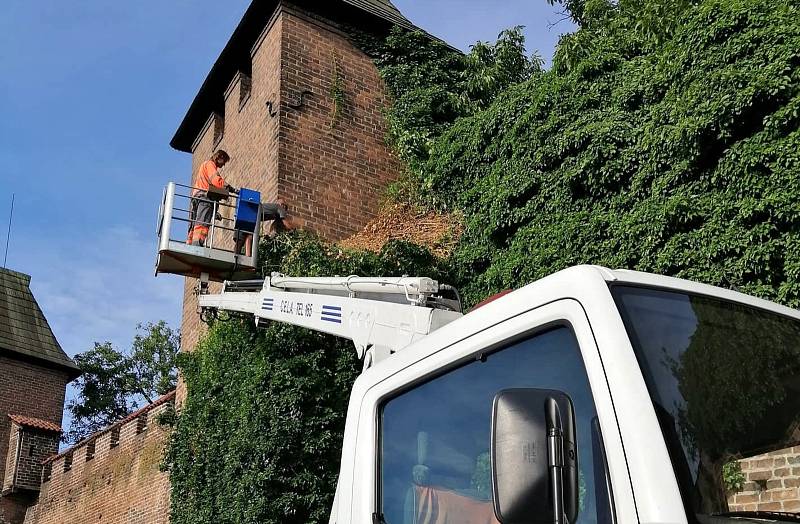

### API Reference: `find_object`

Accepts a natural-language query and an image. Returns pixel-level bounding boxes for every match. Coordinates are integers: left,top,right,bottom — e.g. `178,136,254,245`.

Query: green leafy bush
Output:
363,26,540,204
723,461,746,493
165,319,358,524
417,0,800,306
165,236,454,524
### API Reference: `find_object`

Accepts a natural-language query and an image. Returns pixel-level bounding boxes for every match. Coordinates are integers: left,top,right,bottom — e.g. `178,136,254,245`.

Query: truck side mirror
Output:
491,389,578,524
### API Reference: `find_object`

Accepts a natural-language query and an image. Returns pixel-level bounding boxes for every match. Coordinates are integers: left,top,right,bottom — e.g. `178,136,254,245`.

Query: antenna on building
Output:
3,193,14,269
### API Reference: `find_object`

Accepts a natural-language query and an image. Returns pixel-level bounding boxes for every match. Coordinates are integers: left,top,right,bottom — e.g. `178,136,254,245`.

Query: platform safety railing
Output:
157,181,258,260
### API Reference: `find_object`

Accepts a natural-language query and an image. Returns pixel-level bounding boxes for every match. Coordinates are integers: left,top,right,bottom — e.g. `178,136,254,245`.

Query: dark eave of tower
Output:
343,0,416,29
0,268,81,381
170,0,418,153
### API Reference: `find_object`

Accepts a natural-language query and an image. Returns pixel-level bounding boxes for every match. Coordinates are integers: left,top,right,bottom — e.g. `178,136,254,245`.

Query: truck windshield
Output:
611,286,800,520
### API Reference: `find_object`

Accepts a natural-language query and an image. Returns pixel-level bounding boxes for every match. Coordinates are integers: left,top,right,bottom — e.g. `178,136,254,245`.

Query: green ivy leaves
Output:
164,237,454,524
400,0,800,307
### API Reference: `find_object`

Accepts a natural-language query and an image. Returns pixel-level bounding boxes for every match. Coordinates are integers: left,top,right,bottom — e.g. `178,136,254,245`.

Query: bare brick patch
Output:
729,447,800,513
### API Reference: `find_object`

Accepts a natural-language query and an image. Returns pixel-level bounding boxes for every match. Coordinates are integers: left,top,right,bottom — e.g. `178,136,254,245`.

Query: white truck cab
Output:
325,266,800,524
194,265,800,524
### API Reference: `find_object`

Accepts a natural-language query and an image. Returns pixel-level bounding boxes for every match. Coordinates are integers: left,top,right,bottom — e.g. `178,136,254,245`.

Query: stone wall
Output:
728,446,800,513
23,393,175,524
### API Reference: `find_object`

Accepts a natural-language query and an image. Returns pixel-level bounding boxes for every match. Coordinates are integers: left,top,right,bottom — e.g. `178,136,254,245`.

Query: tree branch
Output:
548,9,574,30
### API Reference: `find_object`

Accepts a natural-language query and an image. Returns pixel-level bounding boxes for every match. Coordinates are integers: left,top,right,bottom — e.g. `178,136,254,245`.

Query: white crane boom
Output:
198,273,463,368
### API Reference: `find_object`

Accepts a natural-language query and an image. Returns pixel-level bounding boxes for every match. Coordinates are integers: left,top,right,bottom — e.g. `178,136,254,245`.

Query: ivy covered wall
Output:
165,0,800,521
379,0,800,307
164,238,453,524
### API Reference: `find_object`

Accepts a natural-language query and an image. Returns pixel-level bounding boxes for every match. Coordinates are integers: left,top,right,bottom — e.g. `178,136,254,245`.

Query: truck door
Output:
348,299,635,524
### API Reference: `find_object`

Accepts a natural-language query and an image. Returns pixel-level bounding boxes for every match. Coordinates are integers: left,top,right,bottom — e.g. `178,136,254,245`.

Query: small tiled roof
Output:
0,268,80,379
8,414,62,434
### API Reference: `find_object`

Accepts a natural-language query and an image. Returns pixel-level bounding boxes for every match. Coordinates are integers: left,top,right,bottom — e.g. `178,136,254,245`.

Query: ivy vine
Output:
329,54,346,128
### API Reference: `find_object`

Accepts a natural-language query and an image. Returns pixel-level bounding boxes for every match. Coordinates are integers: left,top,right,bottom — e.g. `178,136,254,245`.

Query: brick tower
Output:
0,269,80,524
171,0,418,351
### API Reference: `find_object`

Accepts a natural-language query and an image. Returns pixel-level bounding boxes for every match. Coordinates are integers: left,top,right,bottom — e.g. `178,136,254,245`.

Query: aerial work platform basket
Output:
155,182,261,282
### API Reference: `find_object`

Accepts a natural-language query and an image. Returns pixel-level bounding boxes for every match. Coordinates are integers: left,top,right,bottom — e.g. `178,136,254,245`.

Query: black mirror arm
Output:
547,398,567,524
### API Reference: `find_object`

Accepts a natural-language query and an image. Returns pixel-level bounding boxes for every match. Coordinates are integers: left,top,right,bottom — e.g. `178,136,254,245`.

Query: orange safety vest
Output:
188,160,226,245
413,486,499,524
192,160,225,196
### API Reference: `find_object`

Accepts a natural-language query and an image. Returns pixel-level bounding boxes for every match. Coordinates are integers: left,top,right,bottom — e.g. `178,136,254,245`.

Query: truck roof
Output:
358,265,800,382
601,266,800,320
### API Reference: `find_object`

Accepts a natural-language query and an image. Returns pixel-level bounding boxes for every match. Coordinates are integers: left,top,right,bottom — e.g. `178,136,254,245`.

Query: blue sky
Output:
1,1,572,429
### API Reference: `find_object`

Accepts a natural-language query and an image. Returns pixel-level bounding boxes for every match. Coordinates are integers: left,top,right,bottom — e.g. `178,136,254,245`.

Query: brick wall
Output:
179,5,283,356
728,447,800,513
278,6,400,241
0,494,34,524
179,3,400,355
23,393,175,524
2,425,59,493
2,426,19,496
0,356,69,523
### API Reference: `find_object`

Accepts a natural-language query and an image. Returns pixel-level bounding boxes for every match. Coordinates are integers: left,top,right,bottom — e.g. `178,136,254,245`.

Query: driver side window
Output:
379,326,614,524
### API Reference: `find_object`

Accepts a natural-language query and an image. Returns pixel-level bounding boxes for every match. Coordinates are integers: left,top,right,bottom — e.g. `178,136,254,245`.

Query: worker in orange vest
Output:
187,150,237,246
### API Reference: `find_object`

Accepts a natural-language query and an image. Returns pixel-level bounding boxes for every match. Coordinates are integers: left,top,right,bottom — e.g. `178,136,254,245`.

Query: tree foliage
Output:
66,321,179,443
367,26,540,201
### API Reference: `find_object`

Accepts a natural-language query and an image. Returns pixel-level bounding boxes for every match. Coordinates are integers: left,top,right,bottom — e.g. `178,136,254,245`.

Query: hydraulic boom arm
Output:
198,274,463,368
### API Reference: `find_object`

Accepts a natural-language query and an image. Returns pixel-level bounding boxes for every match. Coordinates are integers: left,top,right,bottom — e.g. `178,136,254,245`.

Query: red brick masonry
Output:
0,356,70,523
22,392,175,524
728,446,800,513
180,5,400,354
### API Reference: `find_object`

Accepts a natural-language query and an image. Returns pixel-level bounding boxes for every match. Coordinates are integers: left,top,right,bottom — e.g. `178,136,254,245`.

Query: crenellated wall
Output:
22,392,175,524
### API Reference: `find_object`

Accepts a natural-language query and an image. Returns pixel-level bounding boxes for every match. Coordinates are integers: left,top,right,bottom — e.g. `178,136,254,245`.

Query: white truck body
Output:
200,265,800,524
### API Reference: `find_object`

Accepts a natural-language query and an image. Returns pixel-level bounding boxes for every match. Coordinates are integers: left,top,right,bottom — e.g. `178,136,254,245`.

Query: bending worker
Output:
187,150,237,246
236,197,299,256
